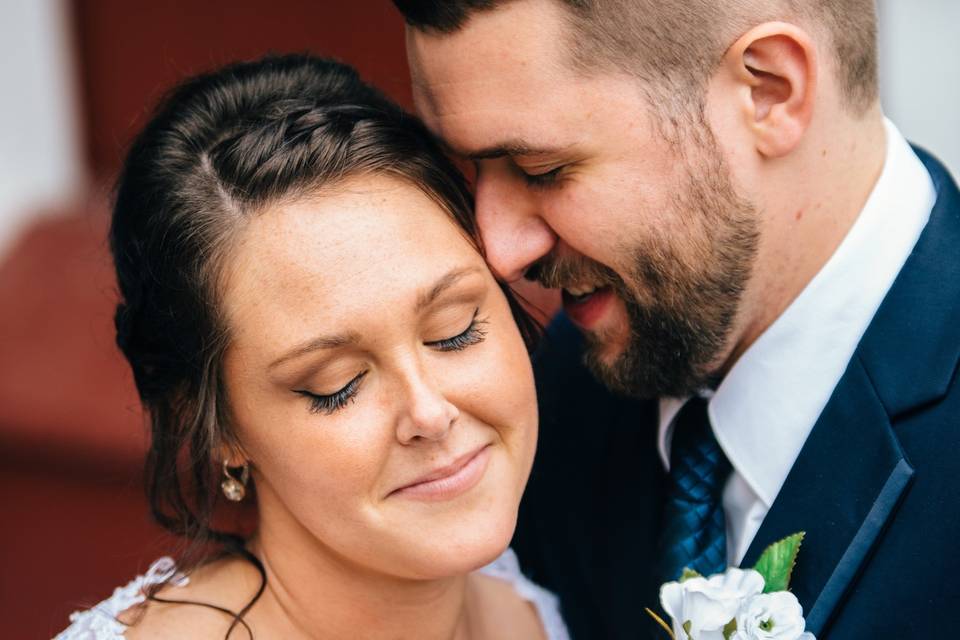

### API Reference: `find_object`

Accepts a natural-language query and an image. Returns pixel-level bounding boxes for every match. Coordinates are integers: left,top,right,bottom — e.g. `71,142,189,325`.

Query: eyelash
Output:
521,166,563,188
297,311,488,415
301,371,367,415
426,310,488,352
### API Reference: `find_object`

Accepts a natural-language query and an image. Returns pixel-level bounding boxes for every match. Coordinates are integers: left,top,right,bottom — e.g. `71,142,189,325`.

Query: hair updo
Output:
111,54,538,565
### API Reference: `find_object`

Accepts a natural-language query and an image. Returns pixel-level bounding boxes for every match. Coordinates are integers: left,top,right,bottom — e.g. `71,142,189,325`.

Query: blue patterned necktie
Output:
656,396,733,585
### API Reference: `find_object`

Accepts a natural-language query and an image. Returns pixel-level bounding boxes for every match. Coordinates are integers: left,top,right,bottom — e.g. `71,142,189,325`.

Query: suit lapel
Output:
739,358,913,635
741,148,960,636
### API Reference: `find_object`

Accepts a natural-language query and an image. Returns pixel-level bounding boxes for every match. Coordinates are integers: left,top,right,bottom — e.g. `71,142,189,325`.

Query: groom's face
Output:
407,0,760,397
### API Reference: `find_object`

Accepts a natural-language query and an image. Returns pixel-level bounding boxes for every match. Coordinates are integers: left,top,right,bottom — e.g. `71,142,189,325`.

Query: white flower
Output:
731,591,815,640
660,568,765,640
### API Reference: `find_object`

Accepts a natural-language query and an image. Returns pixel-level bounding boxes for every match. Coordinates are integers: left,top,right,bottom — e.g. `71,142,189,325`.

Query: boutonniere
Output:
646,532,814,640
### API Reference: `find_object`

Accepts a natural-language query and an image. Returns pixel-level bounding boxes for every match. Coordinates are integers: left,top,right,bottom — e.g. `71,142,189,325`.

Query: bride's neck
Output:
243,518,479,640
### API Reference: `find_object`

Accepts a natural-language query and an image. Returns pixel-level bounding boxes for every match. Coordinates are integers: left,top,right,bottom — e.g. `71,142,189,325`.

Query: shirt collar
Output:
657,119,936,508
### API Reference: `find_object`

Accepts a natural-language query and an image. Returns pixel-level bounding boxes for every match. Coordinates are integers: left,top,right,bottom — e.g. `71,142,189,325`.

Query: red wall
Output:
73,0,413,178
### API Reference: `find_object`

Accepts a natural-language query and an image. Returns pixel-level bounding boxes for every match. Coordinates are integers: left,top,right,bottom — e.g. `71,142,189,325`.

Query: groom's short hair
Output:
393,0,878,116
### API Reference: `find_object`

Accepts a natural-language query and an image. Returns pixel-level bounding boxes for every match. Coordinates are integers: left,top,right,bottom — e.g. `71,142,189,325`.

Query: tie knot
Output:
668,397,731,502
656,396,734,586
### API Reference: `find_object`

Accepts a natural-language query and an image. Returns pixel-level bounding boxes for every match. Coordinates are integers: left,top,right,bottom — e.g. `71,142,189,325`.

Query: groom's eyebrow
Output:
462,141,570,161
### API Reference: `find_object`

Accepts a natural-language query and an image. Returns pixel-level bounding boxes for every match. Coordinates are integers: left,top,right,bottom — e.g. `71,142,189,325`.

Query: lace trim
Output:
56,551,566,640
54,557,189,640
478,548,571,640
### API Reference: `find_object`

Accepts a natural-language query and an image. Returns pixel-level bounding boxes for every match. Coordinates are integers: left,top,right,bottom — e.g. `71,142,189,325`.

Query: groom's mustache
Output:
525,253,625,293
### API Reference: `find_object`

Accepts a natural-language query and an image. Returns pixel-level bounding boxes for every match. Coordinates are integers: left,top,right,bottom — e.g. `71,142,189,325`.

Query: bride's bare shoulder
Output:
122,556,264,640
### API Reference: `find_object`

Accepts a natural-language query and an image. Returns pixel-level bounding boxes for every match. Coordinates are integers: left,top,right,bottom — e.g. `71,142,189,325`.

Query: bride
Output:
57,54,568,640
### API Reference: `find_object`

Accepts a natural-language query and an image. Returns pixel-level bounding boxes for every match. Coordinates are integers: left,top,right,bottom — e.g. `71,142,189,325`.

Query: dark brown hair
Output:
392,0,879,116
111,53,538,633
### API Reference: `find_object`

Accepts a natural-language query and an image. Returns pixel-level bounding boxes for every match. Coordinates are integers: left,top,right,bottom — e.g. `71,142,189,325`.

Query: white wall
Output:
0,0,84,256
878,0,960,179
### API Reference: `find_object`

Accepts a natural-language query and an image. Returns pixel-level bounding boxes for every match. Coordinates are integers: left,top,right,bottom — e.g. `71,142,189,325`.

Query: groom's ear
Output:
720,22,817,158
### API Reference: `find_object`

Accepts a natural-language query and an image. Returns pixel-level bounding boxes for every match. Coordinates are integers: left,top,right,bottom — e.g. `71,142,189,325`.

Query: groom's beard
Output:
532,143,760,399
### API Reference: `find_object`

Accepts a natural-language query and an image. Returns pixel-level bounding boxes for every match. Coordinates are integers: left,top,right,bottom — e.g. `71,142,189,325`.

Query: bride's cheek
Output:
478,337,537,443
260,408,389,510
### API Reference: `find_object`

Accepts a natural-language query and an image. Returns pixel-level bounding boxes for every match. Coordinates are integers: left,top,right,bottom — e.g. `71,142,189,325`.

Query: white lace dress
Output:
54,548,569,640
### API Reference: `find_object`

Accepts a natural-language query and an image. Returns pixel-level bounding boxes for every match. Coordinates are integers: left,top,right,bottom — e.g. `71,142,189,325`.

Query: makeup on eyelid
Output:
295,310,489,415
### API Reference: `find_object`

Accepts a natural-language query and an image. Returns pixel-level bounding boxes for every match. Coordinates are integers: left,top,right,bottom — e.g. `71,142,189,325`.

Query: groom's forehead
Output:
410,70,577,160
415,59,577,160
405,0,571,102
407,15,580,153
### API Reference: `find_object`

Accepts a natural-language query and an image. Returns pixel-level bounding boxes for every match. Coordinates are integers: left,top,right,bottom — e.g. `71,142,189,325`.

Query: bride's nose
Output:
395,365,460,444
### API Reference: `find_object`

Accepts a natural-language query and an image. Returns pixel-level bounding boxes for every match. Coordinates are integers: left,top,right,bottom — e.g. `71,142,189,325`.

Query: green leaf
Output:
723,618,738,640
679,567,702,582
753,531,805,593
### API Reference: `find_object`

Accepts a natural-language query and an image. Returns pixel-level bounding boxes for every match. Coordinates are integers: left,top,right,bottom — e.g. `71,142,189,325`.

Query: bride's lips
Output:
388,444,492,501
562,286,614,330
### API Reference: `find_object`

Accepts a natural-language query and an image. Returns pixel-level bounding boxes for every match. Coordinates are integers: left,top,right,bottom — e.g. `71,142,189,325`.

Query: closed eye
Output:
425,309,488,352
297,371,367,415
520,165,563,188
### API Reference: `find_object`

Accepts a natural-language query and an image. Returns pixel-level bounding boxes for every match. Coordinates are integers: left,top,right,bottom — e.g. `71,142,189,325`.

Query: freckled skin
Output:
220,175,538,581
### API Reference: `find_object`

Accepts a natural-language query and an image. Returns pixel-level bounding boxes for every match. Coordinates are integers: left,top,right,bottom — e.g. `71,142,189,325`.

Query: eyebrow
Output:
415,266,484,312
268,331,361,372
460,140,571,161
268,266,484,371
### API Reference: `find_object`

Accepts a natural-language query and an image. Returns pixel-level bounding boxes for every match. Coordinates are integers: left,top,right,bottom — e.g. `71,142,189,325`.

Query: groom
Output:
394,0,960,637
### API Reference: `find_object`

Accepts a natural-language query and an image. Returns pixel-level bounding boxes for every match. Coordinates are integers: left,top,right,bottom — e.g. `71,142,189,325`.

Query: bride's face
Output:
220,174,538,579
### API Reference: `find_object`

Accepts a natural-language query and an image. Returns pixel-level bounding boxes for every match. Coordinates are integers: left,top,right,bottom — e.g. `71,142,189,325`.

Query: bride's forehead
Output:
237,175,451,250
220,180,483,321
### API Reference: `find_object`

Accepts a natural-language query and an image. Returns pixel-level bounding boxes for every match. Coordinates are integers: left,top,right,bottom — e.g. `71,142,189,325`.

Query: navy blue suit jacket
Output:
512,149,960,639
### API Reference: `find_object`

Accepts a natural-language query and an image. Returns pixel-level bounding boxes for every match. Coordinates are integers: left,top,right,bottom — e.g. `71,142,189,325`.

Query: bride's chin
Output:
400,511,519,580
376,452,526,579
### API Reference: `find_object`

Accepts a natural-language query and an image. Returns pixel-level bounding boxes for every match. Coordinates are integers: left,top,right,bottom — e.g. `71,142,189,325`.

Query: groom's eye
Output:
520,165,564,188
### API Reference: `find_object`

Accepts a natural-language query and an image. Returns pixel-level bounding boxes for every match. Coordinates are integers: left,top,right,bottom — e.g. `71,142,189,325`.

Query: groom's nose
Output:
475,160,557,282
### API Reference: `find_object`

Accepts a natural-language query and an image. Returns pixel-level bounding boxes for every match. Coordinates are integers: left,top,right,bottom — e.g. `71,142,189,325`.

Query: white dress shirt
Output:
657,119,937,566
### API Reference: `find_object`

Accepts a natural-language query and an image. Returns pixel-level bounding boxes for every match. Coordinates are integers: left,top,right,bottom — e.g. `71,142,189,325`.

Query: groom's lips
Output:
562,286,614,330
